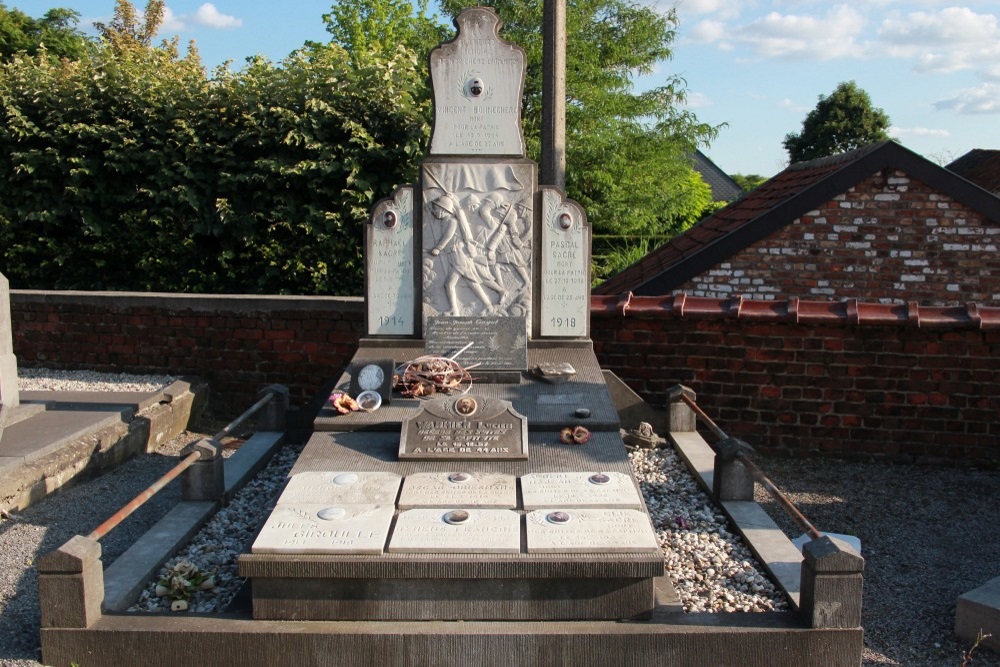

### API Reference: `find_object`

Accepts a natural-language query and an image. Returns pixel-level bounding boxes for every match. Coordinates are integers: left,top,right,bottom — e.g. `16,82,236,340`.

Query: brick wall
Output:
678,170,1000,305
591,295,1000,464
10,291,365,413
9,290,999,464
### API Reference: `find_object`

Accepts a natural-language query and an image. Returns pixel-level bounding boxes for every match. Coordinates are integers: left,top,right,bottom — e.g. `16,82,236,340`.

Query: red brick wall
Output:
677,170,1000,305
10,292,365,412
9,291,999,464
591,297,1000,464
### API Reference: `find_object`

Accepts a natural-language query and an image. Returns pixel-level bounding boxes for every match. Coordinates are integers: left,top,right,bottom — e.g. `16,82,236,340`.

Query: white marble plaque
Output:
524,509,660,554
397,472,517,509
387,508,521,553
277,471,402,506
429,8,525,156
540,188,589,337
367,186,415,335
520,472,643,510
251,503,393,555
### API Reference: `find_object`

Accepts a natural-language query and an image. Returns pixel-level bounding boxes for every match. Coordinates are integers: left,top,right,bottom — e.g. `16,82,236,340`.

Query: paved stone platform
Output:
956,575,1000,653
0,379,206,513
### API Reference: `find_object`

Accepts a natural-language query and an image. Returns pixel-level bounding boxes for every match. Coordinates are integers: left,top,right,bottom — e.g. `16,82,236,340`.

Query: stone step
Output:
956,576,1000,654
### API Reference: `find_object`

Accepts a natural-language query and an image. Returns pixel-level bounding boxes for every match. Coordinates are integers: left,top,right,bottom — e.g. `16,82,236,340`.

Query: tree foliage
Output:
0,2,92,61
0,2,429,294
783,81,891,164
0,0,718,294
731,173,766,192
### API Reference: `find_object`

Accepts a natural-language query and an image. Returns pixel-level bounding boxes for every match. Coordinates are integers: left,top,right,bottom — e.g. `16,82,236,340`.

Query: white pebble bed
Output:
130,439,787,615
18,368,177,393
630,445,788,613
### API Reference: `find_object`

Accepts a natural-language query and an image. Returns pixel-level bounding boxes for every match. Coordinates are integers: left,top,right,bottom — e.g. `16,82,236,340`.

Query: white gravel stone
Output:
18,367,176,393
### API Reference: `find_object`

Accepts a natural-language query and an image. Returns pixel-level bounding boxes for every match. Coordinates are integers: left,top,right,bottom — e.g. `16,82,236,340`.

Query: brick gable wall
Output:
677,170,1000,304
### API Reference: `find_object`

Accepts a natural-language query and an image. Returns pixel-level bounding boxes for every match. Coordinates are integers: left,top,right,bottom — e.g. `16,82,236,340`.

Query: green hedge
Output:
0,44,429,294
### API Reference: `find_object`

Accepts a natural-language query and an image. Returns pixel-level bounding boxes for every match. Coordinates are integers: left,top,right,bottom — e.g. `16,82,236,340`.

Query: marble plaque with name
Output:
277,471,402,506
540,188,589,337
520,472,643,510
399,394,528,460
524,509,660,554
367,186,415,336
425,316,527,370
251,503,394,555
428,7,525,156
397,472,517,509
387,508,521,553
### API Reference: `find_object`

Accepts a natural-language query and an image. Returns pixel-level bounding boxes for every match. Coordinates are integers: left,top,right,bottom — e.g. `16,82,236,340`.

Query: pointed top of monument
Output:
428,7,526,157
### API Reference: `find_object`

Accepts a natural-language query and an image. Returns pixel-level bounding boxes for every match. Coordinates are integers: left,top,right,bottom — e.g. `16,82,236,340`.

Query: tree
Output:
732,173,766,192
316,0,447,65
783,81,891,164
0,3,92,61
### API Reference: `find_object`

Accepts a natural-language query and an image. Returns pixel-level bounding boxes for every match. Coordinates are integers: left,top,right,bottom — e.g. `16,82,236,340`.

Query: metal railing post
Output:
181,438,224,502
37,535,103,628
799,535,865,628
666,384,698,432
255,384,289,432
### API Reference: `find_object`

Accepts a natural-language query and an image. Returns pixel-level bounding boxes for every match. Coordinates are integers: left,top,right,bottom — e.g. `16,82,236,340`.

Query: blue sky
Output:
10,0,1000,177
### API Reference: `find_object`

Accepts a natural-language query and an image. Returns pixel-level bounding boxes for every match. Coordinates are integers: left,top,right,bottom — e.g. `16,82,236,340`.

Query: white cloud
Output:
879,7,997,49
677,0,743,20
934,83,1000,115
688,19,727,43
193,3,243,29
161,6,186,32
877,7,1000,75
682,91,714,108
733,5,867,60
888,126,951,139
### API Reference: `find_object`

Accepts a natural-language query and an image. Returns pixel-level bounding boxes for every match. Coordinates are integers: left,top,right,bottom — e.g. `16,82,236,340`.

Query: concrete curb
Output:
102,431,285,612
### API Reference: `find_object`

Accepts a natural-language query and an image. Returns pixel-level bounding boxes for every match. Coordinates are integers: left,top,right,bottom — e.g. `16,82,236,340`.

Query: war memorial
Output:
36,9,865,665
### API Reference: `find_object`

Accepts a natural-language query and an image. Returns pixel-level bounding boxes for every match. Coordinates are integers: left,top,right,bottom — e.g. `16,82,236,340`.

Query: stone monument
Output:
240,7,664,622
0,271,20,440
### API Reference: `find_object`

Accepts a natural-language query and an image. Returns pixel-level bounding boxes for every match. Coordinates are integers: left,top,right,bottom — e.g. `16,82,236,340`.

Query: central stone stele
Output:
240,7,665,622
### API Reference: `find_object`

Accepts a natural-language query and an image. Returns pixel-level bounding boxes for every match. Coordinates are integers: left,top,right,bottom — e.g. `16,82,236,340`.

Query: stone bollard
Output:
37,535,104,628
799,535,865,628
712,436,756,501
665,384,697,432
257,384,289,432
1,272,20,436
181,438,224,502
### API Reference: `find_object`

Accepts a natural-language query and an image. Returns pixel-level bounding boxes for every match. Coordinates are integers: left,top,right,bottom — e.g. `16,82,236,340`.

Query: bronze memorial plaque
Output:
399,394,528,460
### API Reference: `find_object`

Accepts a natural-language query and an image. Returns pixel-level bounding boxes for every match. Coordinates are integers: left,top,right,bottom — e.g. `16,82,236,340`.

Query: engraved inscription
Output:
251,503,393,555
540,189,588,337
399,395,528,460
520,472,643,510
398,472,517,509
367,187,414,335
388,508,521,553
524,508,660,553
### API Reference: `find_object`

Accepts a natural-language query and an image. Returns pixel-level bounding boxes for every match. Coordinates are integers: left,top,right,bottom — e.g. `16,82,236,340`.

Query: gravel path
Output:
754,456,1000,667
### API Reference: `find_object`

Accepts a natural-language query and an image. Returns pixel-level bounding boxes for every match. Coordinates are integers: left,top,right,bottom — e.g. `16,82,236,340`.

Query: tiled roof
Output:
595,141,1000,296
947,149,1000,195
690,150,743,202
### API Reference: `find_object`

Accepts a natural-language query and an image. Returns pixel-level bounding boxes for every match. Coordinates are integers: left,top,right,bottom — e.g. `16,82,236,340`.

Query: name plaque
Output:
425,316,527,370
397,472,517,509
367,187,415,335
387,508,521,553
399,394,528,460
524,509,659,554
540,189,589,337
428,8,525,156
277,471,402,506
520,472,643,510
251,503,394,555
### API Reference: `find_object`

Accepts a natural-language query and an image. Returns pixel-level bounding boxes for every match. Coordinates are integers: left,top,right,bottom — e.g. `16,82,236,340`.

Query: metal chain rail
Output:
87,389,277,541
679,393,822,540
